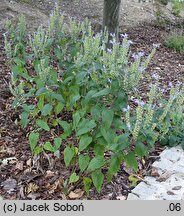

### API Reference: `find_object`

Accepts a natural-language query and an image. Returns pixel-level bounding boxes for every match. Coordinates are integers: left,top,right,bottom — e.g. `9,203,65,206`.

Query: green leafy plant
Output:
165,32,184,53
171,0,184,17
4,6,184,194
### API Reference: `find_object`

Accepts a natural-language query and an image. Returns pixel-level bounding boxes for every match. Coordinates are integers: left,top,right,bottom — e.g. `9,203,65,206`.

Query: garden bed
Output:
0,17,183,199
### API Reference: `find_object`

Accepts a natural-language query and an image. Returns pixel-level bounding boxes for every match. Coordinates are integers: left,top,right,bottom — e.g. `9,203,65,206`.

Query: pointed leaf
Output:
87,156,105,172
72,111,81,130
37,94,44,110
92,88,110,98
102,109,114,128
36,119,50,131
135,142,148,157
69,172,79,184
125,152,138,172
83,177,92,195
34,146,43,156
91,105,101,121
55,102,64,115
29,132,39,152
54,137,62,151
91,170,104,193
76,119,96,136
64,146,75,167
41,104,53,116
21,112,29,128
79,135,92,152
79,155,90,172
57,120,72,138
44,141,54,152
107,155,122,182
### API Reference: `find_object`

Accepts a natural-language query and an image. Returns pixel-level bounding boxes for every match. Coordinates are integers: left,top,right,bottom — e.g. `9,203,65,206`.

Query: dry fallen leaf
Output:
15,161,24,170
6,147,16,155
45,170,55,178
25,183,39,194
68,189,84,199
1,178,17,191
48,177,64,194
26,158,32,167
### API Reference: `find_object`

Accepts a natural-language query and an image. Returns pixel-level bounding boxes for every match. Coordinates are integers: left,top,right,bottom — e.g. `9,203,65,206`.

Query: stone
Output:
127,145,184,200
159,147,182,162
152,158,173,171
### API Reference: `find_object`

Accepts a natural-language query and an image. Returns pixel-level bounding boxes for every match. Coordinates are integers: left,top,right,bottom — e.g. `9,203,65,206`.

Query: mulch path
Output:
0,23,183,200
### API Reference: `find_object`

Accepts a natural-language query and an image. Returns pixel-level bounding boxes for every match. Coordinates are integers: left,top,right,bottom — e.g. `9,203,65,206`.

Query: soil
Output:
0,0,184,200
1,0,184,30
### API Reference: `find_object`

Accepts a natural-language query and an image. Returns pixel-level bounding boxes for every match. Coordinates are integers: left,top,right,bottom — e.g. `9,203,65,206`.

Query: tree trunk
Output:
102,0,121,39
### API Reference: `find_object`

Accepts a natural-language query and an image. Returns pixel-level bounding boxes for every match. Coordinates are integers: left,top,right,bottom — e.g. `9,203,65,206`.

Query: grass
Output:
165,33,184,53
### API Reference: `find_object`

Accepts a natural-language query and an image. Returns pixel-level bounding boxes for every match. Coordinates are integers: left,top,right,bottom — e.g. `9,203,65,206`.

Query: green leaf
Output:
87,156,105,172
29,132,39,152
114,90,128,110
100,128,115,145
92,88,110,98
32,107,39,118
34,146,43,156
57,120,72,138
22,104,34,113
79,155,90,172
14,57,26,66
75,72,87,84
55,47,63,59
72,111,81,130
111,79,120,92
41,104,53,116
69,172,79,184
36,119,50,131
91,170,104,193
38,94,45,110
54,137,62,151
44,141,54,152
125,152,138,172
77,119,96,136
49,92,65,103
64,146,75,167
169,135,178,146
116,134,129,151
79,135,92,152
36,87,47,96
83,177,92,195
55,102,64,115
128,175,139,187
21,112,29,128
85,90,97,102
94,144,105,156
36,78,45,88
107,155,122,182
67,94,80,108
50,69,57,83
135,142,148,157
91,105,101,121
12,65,23,77
102,108,114,128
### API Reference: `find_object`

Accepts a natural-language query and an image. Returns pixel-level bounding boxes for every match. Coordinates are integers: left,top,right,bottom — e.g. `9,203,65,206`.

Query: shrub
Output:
4,6,184,194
